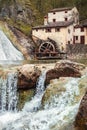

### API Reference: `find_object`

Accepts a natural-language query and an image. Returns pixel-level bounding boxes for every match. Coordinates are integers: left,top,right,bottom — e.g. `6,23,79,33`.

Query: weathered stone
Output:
75,92,87,130
55,60,85,71
46,60,82,85
17,64,41,90
42,78,67,107
18,89,35,110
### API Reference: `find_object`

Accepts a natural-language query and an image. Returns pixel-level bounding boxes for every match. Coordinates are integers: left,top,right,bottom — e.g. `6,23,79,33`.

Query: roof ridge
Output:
49,7,73,12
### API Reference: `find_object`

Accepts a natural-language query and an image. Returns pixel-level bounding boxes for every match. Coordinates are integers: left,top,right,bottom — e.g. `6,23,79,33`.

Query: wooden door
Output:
80,36,85,44
73,36,75,44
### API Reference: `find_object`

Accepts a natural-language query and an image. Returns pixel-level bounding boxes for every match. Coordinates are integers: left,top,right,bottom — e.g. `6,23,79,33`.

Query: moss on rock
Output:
42,78,67,107
18,89,35,110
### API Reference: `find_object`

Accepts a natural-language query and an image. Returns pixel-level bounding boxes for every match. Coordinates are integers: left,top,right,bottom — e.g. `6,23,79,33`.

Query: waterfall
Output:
0,72,18,112
0,73,86,130
23,70,47,112
0,30,24,61
23,78,80,130
44,78,80,110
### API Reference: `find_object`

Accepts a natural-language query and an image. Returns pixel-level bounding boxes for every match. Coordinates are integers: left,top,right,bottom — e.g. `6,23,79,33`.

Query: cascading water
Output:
0,72,18,112
0,73,86,130
0,30,24,61
44,78,80,110
23,70,47,112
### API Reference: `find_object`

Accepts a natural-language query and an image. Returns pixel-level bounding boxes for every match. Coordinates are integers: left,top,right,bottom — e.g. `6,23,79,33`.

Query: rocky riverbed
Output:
0,60,86,110
0,60,87,130
0,60,86,91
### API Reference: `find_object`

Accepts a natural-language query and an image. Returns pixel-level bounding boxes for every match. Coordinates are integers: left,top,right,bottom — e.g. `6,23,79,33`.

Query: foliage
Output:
15,20,32,36
30,0,87,21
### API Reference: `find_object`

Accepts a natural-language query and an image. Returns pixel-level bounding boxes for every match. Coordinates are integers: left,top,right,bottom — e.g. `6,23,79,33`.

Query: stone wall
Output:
66,44,87,55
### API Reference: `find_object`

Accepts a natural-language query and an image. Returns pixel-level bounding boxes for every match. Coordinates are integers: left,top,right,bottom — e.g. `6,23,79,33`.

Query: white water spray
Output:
0,72,18,112
0,30,24,60
23,70,47,112
0,73,86,130
44,78,80,110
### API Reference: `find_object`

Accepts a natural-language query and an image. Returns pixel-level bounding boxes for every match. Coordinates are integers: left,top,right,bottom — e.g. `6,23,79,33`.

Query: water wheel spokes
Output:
39,42,56,57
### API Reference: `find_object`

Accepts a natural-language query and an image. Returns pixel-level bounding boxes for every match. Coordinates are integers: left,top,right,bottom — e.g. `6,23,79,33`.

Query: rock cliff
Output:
0,0,36,35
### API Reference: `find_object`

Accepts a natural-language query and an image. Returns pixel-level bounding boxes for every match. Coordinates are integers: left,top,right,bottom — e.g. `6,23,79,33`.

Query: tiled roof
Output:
49,7,73,13
81,19,87,27
74,19,87,28
74,24,83,28
32,19,74,29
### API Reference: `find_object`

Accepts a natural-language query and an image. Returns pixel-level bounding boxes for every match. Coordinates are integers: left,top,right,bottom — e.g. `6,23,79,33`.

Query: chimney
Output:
44,16,48,25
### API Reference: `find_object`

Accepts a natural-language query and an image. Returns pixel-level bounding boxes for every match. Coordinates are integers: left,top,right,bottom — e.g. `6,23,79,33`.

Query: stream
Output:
0,71,85,130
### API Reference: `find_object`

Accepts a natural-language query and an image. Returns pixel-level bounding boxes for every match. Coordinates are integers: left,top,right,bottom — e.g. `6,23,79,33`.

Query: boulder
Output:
42,78,67,107
75,92,87,130
17,64,41,90
18,89,35,110
46,60,84,85
55,60,85,71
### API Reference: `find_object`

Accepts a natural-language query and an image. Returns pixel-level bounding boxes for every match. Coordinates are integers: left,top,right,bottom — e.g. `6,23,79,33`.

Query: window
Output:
65,11,67,13
55,28,60,32
68,29,70,33
73,36,75,44
81,27,84,32
46,28,51,32
65,18,67,21
53,12,56,14
68,41,70,44
36,29,38,31
80,36,85,44
53,19,56,22
75,36,78,40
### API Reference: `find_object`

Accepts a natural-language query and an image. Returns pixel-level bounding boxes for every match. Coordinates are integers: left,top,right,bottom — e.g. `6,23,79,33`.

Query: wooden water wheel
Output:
35,39,67,59
38,42,56,56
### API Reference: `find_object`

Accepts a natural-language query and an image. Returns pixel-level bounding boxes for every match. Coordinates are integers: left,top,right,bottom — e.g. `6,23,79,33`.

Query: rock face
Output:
17,64,41,90
8,26,35,60
46,60,85,85
75,92,87,130
0,0,35,25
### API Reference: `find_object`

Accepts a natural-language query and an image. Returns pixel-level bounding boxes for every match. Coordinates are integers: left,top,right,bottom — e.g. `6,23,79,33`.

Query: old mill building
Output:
32,7,87,59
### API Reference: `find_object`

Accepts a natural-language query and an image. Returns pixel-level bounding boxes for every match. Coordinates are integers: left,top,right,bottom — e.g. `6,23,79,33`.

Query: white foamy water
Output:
44,78,80,110
0,30,24,60
23,70,47,112
0,73,85,130
0,72,18,112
